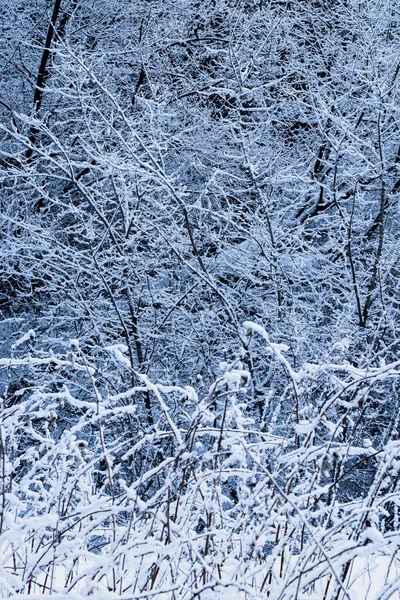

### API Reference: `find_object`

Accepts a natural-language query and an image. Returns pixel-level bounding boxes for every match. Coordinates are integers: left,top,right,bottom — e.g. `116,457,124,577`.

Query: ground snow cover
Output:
1,549,399,599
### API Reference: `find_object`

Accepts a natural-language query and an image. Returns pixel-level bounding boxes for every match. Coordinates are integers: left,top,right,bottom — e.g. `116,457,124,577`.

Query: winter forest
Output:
1,0,400,598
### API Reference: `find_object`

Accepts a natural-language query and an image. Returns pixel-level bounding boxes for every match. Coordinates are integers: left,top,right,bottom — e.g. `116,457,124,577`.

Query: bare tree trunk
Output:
27,0,75,157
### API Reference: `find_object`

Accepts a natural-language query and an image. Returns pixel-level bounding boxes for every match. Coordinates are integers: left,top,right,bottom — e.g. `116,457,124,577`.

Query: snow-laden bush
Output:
0,323,399,599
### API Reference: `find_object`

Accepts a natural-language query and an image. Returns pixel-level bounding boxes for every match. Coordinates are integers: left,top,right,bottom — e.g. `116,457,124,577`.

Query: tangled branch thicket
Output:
1,0,400,598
